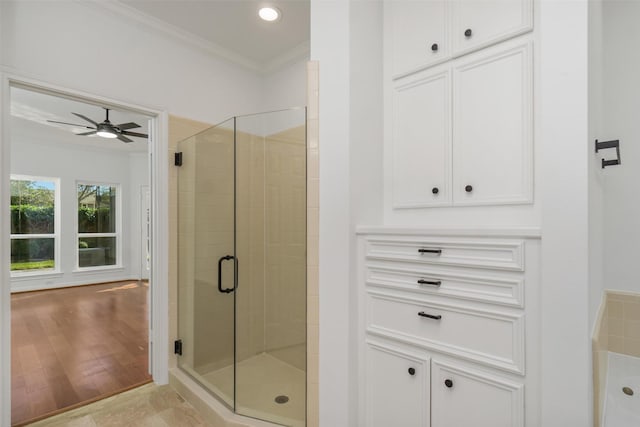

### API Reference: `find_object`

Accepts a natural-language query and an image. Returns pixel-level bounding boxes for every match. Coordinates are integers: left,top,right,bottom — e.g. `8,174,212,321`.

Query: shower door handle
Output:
218,255,237,293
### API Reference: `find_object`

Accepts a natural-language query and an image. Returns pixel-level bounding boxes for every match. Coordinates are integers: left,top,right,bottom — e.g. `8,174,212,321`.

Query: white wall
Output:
348,3,384,426
10,122,148,292
0,0,263,124
311,0,352,425
601,0,640,295
262,57,309,113
539,1,591,425
589,0,606,327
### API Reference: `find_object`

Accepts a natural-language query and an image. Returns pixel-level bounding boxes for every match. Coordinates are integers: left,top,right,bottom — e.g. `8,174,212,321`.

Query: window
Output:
77,183,120,268
10,176,59,273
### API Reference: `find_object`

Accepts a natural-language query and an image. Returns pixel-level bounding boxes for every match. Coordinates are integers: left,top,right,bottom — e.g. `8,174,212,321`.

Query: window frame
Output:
9,174,61,277
75,181,122,271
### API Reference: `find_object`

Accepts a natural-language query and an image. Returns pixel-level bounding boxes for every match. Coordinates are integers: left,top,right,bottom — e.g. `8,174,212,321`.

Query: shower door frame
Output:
0,71,171,427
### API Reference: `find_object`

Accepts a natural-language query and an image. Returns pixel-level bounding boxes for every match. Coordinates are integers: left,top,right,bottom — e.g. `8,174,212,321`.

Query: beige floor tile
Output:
26,385,207,427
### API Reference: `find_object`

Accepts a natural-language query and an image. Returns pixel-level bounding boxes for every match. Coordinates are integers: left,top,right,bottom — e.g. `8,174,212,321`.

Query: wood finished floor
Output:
11,280,151,426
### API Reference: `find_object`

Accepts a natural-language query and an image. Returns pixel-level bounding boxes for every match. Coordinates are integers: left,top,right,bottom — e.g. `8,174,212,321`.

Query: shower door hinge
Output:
174,339,183,356
174,152,183,166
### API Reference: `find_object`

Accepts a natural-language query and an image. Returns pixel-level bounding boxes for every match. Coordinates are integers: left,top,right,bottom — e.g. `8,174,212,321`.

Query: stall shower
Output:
176,108,307,426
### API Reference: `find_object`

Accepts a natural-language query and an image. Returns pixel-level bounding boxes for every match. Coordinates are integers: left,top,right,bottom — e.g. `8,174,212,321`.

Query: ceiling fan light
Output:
96,128,117,138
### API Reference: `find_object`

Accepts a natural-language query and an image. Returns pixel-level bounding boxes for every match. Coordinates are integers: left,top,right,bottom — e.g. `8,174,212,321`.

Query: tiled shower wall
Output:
592,290,640,426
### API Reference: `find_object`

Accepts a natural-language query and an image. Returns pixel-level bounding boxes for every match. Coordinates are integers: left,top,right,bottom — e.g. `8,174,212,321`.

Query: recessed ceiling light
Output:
259,6,280,22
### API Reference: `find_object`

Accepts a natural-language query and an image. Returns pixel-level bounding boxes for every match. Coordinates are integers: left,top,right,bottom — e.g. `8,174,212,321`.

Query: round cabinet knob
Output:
465,185,473,193
408,367,416,376
464,28,473,38
444,379,453,388
432,187,439,195
431,43,439,52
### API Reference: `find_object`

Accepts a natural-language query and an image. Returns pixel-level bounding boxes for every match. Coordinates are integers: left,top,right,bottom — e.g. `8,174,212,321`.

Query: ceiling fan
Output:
47,108,148,143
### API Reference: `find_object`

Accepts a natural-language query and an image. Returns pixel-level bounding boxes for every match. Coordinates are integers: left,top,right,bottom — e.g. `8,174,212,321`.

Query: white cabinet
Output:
431,360,524,427
392,67,451,207
357,230,540,426
365,341,430,427
388,0,449,78
452,41,532,205
389,40,532,208
452,0,533,57
386,0,533,78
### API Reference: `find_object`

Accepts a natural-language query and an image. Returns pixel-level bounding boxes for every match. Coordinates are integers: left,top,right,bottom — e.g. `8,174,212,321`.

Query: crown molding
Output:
264,41,311,74
78,0,262,72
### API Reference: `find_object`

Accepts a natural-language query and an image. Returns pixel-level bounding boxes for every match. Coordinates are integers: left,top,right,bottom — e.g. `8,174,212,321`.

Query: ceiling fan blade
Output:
118,134,133,143
121,130,148,138
116,122,140,130
71,112,99,126
47,120,95,129
76,131,97,136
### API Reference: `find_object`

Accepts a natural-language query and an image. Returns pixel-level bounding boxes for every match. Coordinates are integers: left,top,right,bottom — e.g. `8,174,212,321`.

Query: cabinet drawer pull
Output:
418,248,442,255
444,379,454,388
408,367,416,376
417,279,441,287
418,311,442,320
465,185,473,193
464,28,472,38
431,43,439,52
432,187,439,194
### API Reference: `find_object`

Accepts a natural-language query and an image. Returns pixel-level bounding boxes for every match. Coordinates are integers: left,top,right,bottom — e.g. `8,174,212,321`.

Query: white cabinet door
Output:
365,341,430,427
431,360,524,427
452,41,532,206
392,67,451,208
388,0,449,78
452,0,533,57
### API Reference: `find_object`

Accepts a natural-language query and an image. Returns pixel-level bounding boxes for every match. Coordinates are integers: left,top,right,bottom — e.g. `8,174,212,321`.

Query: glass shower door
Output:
177,118,237,409
235,109,307,426
177,108,307,426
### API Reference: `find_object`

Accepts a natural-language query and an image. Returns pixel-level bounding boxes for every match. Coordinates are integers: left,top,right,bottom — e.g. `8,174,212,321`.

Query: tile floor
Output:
26,384,208,427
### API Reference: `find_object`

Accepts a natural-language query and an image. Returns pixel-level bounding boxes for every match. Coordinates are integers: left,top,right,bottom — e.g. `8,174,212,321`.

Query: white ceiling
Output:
118,0,310,68
11,87,150,153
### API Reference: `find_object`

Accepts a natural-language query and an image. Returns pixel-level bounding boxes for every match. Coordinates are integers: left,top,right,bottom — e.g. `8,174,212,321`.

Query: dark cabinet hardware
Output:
218,255,237,293
418,248,442,255
464,29,473,37
408,367,416,376
174,152,183,166
174,339,183,355
465,185,473,193
431,43,439,52
417,279,442,287
432,187,439,194
418,311,442,320
595,139,621,168
445,379,454,388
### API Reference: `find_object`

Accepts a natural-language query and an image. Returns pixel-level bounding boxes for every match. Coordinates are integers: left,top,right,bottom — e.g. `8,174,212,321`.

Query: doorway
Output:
0,76,169,426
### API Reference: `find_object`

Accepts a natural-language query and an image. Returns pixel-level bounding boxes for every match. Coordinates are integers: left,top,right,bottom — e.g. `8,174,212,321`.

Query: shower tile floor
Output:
200,353,305,427
603,352,640,427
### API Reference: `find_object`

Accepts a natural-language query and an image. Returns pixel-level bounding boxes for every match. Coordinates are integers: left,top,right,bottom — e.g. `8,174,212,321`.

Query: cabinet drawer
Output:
367,290,524,374
365,237,525,271
431,360,524,427
365,264,524,308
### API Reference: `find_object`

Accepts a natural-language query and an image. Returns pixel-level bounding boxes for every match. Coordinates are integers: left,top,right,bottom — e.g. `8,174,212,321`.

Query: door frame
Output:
0,71,170,427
